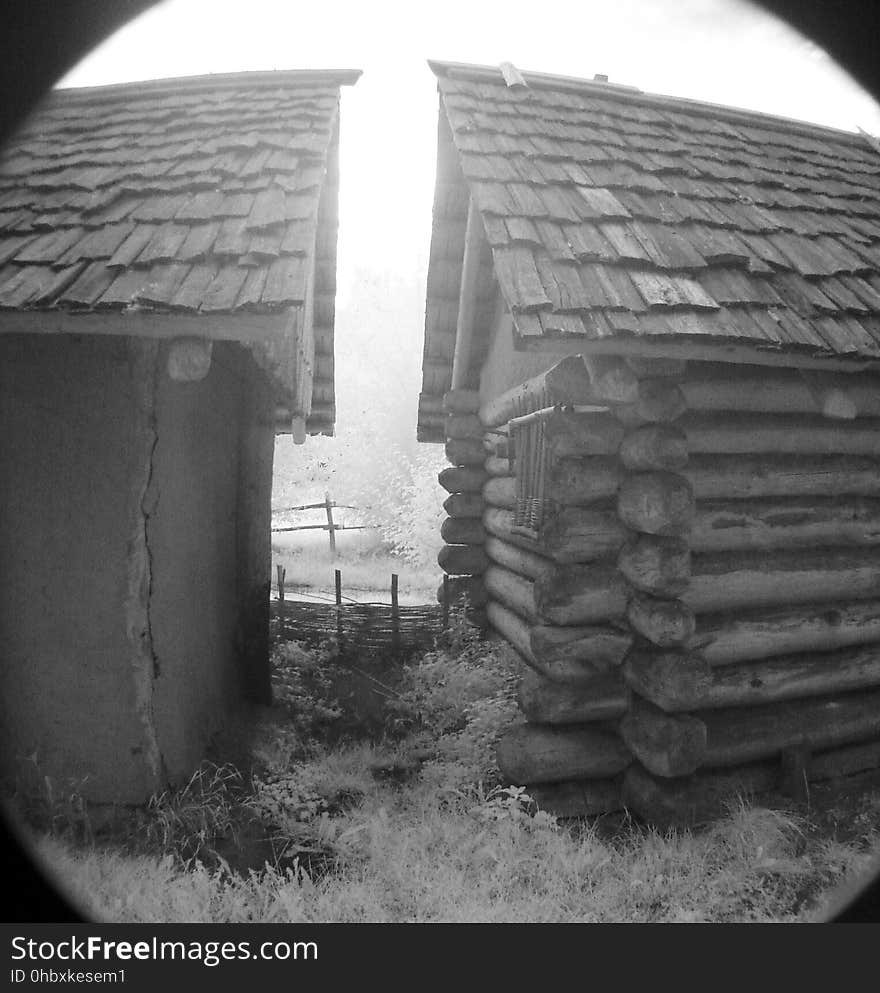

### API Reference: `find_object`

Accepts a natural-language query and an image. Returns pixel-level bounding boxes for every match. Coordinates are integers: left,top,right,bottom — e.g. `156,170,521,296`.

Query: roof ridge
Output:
51,68,362,103
428,59,871,148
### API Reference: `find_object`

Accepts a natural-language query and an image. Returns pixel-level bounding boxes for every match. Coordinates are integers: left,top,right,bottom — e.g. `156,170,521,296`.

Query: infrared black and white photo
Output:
3,0,880,929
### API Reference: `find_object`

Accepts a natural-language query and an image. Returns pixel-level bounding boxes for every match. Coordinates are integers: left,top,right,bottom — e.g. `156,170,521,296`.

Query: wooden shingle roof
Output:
420,61,880,438
0,69,360,435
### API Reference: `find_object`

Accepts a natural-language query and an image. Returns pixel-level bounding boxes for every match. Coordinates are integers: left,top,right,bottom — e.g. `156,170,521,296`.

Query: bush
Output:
271,641,343,751
389,611,520,787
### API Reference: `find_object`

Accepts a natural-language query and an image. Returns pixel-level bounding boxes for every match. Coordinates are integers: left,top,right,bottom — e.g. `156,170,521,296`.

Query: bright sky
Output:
58,0,880,440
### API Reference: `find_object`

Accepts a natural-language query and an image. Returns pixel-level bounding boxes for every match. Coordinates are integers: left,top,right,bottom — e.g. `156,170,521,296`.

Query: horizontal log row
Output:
623,645,880,715
500,701,880,808
487,602,632,683
485,497,880,561
496,722,632,785
479,355,637,429
517,665,630,724
545,455,880,521
618,685,880,775
528,777,624,818
679,366,880,420
697,599,880,666
545,409,880,461
483,505,626,563
526,546,880,625
621,733,880,828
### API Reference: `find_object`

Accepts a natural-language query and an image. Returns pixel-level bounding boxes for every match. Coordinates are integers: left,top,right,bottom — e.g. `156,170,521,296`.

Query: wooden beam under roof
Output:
450,197,483,390
516,326,880,374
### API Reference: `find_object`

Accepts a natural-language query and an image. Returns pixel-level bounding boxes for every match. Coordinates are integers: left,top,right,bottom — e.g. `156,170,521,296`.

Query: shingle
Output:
0,233,35,265
533,221,576,262
592,264,647,311
767,232,854,277
14,227,85,263
535,256,587,310
176,222,220,261
630,270,718,309
82,195,142,226
770,271,838,316
838,275,880,311
169,263,219,310
597,221,654,264
235,267,268,308
137,223,189,265
685,224,752,266
279,218,317,255
57,260,118,306
738,231,792,270
56,222,135,264
214,216,250,256
539,309,591,335
135,262,190,306
199,265,249,311
107,224,156,267
282,192,315,223
129,194,189,223
175,191,225,222
246,228,284,261
218,192,255,218
814,276,870,313
492,245,553,311
562,223,615,262
699,267,784,306
504,182,547,217
632,224,705,271
533,184,582,223
262,255,309,305
572,186,631,219
505,217,541,245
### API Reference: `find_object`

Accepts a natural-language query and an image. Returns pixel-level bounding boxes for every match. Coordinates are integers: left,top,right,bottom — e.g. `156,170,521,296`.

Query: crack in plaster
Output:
124,341,167,789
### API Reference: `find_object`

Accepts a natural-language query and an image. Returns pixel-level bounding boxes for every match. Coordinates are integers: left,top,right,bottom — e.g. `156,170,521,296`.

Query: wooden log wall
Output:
481,355,880,825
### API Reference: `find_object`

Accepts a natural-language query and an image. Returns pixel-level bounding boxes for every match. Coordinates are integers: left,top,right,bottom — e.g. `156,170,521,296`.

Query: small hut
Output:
418,60,880,825
0,69,358,804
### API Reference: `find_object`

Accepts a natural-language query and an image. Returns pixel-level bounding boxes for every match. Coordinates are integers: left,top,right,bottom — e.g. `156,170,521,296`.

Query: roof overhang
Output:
417,60,880,442
51,69,363,103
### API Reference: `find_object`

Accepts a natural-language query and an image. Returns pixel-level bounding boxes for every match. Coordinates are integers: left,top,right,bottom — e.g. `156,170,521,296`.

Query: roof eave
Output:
428,58,869,147
512,322,880,373
51,68,362,103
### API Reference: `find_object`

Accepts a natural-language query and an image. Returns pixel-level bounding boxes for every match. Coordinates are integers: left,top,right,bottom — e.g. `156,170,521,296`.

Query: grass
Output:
14,615,880,923
30,773,880,923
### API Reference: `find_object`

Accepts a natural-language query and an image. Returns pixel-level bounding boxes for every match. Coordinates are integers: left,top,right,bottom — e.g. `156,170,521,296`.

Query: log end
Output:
622,648,713,712
627,594,696,648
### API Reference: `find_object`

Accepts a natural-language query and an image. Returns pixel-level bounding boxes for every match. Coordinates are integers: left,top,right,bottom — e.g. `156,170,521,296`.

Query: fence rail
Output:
271,492,377,555
271,569,452,660
271,599,444,660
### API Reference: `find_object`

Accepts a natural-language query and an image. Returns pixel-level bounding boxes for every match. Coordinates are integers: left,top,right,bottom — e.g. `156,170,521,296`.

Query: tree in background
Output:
273,262,447,569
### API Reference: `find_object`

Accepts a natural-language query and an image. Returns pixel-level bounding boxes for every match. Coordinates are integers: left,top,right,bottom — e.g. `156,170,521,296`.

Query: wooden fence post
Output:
391,573,400,655
276,564,286,602
335,567,343,648
325,491,337,559
442,574,450,631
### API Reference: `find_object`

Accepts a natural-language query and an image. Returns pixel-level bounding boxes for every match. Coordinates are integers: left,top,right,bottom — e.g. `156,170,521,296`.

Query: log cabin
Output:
419,59,880,826
0,69,358,804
